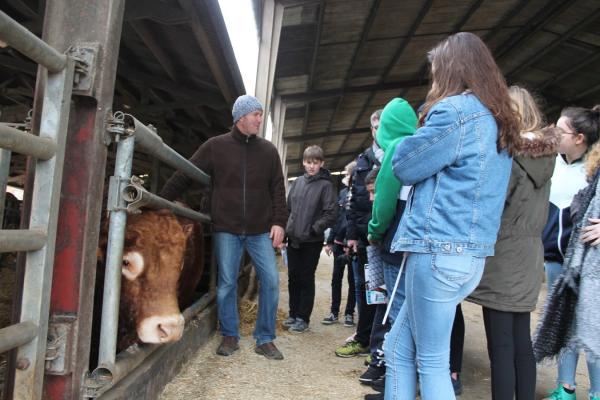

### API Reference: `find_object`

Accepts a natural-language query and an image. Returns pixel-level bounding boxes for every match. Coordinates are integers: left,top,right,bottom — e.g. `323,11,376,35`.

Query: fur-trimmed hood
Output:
514,126,560,189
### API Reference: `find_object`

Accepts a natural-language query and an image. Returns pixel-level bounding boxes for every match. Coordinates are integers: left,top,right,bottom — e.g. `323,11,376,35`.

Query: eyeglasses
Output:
559,128,578,136
371,125,379,130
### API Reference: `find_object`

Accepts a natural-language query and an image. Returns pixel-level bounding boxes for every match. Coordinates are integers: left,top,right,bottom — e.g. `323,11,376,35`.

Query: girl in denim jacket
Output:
383,32,520,400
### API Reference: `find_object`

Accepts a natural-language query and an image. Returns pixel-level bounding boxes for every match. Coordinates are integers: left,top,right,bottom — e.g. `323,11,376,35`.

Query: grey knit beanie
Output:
232,95,263,123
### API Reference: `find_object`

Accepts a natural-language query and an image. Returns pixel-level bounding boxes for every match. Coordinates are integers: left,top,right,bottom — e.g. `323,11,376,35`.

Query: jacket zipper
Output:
242,135,248,234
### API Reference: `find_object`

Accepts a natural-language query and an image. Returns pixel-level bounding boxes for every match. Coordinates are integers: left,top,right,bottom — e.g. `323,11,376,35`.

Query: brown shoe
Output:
254,341,284,360
216,336,239,356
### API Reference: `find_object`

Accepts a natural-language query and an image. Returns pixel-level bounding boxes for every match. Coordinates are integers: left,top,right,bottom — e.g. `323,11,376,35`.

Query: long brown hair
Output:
420,32,520,154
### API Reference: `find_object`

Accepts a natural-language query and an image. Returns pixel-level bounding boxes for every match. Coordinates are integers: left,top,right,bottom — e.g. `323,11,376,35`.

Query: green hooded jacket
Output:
368,98,418,242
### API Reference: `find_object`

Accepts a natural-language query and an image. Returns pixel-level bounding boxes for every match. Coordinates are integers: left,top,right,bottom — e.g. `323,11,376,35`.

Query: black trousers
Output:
483,307,536,400
354,247,376,346
450,303,465,374
330,243,356,317
287,242,323,324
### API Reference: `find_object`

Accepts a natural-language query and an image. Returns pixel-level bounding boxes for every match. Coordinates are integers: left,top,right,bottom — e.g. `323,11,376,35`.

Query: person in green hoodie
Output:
359,98,418,390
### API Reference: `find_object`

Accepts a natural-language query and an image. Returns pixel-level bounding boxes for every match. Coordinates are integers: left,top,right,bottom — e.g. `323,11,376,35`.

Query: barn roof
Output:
1,0,245,185
276,0,600,176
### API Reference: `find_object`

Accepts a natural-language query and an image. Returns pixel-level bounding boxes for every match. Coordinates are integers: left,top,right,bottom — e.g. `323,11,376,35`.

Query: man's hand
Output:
581,218,600,246
347,239,359,253
270,225,285,248
324,244,332,256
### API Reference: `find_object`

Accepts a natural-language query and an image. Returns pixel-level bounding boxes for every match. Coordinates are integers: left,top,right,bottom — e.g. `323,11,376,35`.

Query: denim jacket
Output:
390,93,512,257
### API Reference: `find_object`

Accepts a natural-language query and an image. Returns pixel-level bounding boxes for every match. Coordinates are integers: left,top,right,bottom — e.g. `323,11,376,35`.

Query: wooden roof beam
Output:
130,19,179,82
507,8,600,79
286,150,358,165
331,0,434,164
494,0,578,60
299,0,325,151
284,127,370,143
178,0,235,103
281,79,428,103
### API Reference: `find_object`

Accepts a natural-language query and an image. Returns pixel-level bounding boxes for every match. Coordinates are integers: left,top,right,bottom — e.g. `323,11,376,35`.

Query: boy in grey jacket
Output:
283,145,337,333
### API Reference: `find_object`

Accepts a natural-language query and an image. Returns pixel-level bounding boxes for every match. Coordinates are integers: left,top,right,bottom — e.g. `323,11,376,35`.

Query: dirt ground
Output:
159,250,592,400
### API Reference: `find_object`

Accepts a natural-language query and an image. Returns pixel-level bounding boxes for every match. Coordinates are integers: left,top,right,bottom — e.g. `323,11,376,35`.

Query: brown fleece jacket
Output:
160,126,288,235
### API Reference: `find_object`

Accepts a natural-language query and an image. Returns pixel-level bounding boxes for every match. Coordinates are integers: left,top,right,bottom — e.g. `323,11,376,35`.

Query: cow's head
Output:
118,209,193,344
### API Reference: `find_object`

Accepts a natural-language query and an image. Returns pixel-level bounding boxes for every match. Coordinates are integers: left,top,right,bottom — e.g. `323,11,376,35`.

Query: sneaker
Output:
255,341,284,360
322,313,339,325
282,316,297,327
335,340,369,357
344,314,355,327
543,385,576,400
359,365,386,384
451,375,463,396
289,318,309,333
372,377,385,393
364,394,384,400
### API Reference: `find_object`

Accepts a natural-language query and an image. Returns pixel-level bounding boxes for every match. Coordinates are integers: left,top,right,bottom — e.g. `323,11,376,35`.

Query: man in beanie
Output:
161,94,288,360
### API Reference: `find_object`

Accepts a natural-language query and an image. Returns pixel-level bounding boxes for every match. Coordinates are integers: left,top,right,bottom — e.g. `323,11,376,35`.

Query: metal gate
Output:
83,112,214,399
0,10,75,400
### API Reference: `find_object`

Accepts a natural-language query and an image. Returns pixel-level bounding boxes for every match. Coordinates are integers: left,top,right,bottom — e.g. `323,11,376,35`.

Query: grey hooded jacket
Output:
286,168,337,246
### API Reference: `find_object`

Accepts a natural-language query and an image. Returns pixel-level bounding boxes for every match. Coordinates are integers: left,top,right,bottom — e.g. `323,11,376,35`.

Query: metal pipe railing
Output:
0,124,57,160
0,229,47,252
122,183,211,224
111,293,214,384
123,114,210,187
0,10,67,73
0,321,38,353
97,134,135,371
0,148,10,228
85,293,215,398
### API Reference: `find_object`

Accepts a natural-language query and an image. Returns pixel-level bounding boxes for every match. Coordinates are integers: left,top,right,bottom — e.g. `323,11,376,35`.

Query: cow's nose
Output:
138,314,185,343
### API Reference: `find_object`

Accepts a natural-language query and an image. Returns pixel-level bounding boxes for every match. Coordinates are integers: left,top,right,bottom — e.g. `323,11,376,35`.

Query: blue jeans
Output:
383,261,405,325
384,252,485,400
545,260,562,291
213,232,279,345
369,262,406,368
546,261,600,396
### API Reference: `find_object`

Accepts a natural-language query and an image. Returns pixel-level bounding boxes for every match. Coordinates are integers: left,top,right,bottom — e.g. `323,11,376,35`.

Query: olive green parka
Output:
468,127,561,312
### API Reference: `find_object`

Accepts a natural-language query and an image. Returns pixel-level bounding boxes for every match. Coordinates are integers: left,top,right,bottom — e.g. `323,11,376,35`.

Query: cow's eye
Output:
122,259,130,266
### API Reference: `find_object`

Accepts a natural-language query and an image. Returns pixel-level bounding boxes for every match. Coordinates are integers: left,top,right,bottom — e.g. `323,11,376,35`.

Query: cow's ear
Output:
122,251,144,281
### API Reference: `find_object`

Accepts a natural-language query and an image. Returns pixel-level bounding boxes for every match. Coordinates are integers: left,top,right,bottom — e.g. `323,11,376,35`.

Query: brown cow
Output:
96,209,205,352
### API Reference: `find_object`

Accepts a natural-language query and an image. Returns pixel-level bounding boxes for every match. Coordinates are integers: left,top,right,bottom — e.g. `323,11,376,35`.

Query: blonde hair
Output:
508,86,544,133
585,141,600,180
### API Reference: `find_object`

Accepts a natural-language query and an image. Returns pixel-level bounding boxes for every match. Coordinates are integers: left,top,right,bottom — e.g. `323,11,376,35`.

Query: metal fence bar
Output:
0,10,67,73
0,148,10,228
0,229,47,252
123,114,210,187
122,183,211,223
0,321,38,354
97,134,135,374
13,58,75,399
0,124,57,160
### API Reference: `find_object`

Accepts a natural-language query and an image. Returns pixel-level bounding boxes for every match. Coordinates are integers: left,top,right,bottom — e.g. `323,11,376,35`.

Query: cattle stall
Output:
0,1,277,399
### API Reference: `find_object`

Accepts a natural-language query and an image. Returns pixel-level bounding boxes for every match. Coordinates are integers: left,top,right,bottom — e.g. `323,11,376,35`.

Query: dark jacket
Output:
160,126,288,235
468,127,560,312
286,168,337,245
347,146,380,243
327,187,349,244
